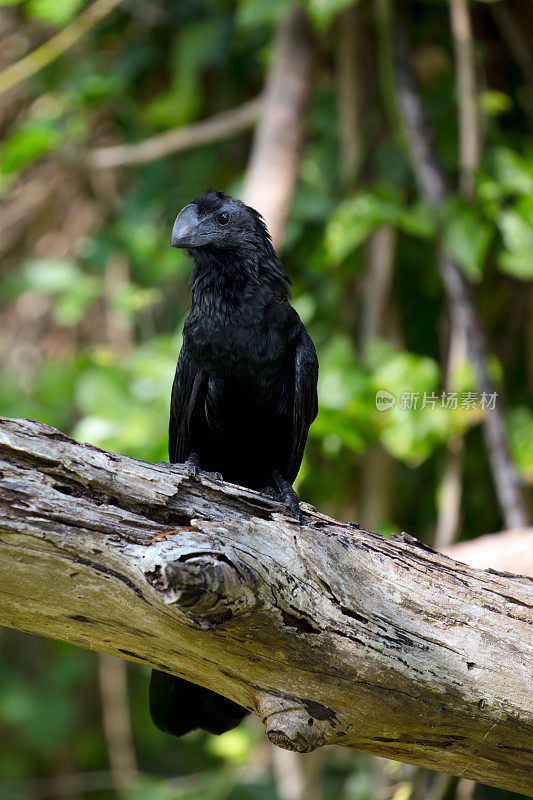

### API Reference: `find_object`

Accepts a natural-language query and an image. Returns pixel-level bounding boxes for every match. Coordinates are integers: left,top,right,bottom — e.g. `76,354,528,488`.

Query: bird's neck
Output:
189,247,289,312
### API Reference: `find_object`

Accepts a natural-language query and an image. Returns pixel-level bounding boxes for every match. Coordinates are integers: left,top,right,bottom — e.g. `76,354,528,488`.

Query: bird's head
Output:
171,190,272,253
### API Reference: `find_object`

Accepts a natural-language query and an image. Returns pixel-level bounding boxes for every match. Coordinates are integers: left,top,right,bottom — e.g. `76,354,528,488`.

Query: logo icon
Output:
375,390,395,411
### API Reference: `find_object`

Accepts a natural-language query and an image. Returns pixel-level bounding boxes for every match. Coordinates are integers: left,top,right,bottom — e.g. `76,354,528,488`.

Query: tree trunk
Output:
0,417,531,795
241,6,314,248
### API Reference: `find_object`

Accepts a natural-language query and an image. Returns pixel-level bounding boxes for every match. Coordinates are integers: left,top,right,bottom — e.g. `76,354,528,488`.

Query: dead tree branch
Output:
0,417,531,793
449,0,480,198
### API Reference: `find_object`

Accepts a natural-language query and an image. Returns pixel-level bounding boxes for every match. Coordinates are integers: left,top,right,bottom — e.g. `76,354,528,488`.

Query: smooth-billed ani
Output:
150,190,318,739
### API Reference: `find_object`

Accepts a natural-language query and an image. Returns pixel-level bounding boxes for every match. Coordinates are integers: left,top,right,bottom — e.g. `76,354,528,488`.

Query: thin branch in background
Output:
374,0,404,142
360,227,398,531
270,747,323,800
336,3,400,534
490,1,533,132
242,6,314,248
0,0,125,98
98,654,138,799
436,0,481,549
434,433,464,550
449,0,480,198
360,226,397,356
337,2,366,185
423,772,457,800
88,96,263,169
455,777,476,800
121,0,170,25
392,8,529,530
103,254,133,351
497,282,528,369
528,287,533,396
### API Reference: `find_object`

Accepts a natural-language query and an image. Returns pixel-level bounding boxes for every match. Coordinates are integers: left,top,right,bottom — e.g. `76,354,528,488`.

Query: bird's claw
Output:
287,499,302,522
203,471,223,482
260,487,282,501
183,456,222,483
270,470,303,523
183,453,201,480
260,486,300,520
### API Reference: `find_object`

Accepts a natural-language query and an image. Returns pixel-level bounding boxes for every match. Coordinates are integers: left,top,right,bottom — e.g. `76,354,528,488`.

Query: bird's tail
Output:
149,669,249,737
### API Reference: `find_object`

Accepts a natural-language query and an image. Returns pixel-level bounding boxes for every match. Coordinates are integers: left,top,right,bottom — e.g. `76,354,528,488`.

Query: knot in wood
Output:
149,554,255,624
265,708,326,753
257,695,330,753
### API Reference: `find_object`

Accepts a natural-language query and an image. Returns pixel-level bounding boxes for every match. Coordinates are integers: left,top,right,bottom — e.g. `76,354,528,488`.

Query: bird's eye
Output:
217,211,230,226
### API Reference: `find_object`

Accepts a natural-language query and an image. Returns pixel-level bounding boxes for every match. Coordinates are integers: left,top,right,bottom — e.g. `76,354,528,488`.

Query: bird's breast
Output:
186,309,285,369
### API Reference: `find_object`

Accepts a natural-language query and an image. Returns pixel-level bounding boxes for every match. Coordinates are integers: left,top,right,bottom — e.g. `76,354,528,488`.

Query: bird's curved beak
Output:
171,203,209,248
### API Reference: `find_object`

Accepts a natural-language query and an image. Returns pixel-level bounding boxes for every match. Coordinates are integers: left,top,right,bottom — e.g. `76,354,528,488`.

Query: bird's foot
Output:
202,471,223,482
271,470,302,522
284,494,302,522
260,486,282,501
184,453,200,479
183,454,222,482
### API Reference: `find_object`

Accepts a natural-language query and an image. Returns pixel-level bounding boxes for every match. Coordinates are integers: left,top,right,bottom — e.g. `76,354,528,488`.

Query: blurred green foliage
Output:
0,0,532,798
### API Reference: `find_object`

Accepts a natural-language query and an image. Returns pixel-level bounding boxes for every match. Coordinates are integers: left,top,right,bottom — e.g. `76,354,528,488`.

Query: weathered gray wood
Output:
0,417,531,794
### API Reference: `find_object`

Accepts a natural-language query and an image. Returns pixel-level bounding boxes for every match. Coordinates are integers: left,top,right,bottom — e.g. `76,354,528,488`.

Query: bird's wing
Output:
169,345,205,463
287,325,319,483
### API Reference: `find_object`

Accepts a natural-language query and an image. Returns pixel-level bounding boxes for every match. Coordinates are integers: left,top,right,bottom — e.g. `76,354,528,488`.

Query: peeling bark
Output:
0,418,531,794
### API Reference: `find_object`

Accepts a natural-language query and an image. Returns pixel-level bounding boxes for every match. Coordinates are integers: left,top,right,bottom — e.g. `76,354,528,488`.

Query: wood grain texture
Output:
0,417,531,794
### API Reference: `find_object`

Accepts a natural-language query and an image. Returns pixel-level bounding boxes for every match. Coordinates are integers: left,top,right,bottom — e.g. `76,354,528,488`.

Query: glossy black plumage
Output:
150,190,318,739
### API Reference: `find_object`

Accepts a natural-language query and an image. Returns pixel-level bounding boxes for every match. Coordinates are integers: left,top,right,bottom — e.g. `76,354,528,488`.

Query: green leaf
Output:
26,0,84,25
19,259,100,326
312,410,367,453
492,147,533,196
326,191,401,264
71,340,176,462
366,340,465,465
441,198,492,281
76,73,125,107
478,90,512,117
53,277,100,326
305,0,357,31
21,259,81,293
237,0,292,29
145,19,229,130
507,407,533,481
1,119,63,175
397,201,436,239
497,204,533,279
207,729,250,764
317,335,367,409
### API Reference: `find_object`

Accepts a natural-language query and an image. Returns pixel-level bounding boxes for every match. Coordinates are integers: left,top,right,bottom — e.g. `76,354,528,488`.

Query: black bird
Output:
149,189,318,739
